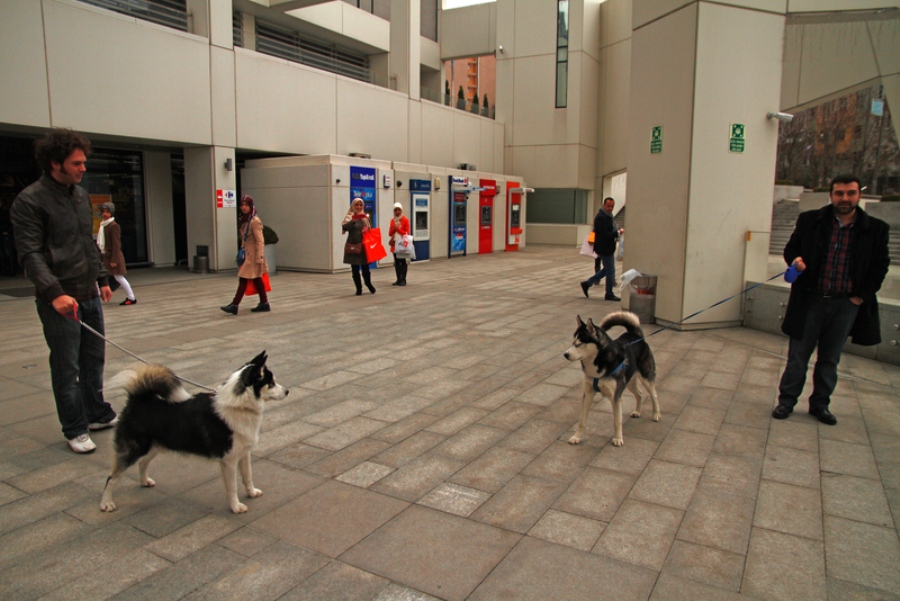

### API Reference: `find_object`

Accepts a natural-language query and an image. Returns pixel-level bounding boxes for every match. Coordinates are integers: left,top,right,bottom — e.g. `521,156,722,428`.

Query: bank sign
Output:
350,166,377,225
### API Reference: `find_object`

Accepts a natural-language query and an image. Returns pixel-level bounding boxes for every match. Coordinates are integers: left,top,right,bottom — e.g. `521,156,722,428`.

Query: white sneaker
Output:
67,433,97,453
88,415,119,431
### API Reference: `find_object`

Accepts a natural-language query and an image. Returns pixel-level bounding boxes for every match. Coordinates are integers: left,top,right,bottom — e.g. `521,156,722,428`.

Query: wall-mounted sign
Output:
729,123,746,153
216,189,237,208
650,126,662,154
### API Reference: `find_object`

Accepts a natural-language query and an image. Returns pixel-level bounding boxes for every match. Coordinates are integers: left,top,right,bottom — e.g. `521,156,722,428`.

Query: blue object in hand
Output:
784,264,801,283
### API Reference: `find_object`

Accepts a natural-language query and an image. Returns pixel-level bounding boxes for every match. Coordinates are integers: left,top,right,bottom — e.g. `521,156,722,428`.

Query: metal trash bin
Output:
629,275,657,324
193,245,209,274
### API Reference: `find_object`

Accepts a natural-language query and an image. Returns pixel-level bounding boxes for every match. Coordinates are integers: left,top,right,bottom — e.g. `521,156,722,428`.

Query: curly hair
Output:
34,128,92,174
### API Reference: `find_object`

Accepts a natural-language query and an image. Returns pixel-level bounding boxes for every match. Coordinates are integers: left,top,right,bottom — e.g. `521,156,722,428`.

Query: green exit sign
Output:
650,126,663,154
729,123,745,153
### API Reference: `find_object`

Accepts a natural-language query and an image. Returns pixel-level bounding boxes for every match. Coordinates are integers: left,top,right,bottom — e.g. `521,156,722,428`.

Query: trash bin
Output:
629,275,656,324
193,245,209,274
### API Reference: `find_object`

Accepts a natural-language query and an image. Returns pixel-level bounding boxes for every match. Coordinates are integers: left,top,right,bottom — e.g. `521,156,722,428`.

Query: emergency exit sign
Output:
729,123,745,153
650,126,663,154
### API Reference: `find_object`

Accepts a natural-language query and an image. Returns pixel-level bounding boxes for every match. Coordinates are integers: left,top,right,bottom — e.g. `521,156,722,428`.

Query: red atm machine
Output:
479,179,497,254
505,182,529,252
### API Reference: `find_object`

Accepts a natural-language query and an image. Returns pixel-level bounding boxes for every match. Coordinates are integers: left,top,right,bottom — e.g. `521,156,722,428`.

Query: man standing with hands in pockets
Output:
773,174,890,426
11,129,117,453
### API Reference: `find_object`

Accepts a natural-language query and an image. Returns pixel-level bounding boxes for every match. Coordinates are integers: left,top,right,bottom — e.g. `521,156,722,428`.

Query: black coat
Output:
781,204,890,346
592,209,619,256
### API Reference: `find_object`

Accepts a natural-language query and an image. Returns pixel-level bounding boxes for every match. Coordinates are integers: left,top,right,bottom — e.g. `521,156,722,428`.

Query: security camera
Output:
766,111,794,123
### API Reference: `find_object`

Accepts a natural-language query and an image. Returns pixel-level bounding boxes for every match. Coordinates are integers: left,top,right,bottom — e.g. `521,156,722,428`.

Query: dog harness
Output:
592,361,626,392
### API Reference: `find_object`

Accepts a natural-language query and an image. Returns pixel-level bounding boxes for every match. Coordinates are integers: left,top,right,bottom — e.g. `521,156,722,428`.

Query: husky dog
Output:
100,351,288,514
563,312,660,446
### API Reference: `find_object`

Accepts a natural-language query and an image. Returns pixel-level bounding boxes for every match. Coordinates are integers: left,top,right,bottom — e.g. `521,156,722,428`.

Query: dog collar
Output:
592,361,626,392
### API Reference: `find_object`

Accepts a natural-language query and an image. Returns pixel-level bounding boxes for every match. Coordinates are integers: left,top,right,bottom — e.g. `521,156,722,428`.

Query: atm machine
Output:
449,176,469,257
506,184,532,252
410,179,431,261
479,179,497,254
350,166,377,226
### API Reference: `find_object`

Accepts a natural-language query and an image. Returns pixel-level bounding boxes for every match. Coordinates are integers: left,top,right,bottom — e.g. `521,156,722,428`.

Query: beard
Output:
833,202,857,215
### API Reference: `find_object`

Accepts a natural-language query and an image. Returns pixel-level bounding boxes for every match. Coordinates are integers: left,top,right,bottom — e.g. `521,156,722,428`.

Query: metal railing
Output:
256,20,372,84
77,0,188,32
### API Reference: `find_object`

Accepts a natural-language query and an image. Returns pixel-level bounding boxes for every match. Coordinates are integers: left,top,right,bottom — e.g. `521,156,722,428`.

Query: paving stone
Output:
661,539,745,592
527,509,606,551
677,477,756,555
431,423,507,461
553,467,636,522
216,526,278,557
753,480,823,540
143,514,242,562
38,549,171,601
820,439,880,479
341,505,520,601
821,473,894,527
417,482,491,517
369,412,441,444
251,480,408,558
449,445,536,493
278,561,389,601
826,577,900,601
305,438,392,478
824,516,900,594
0,512,90,571
521,440,601,483
654,428,717,468
337,461,395,488
762,444,821,489
470,474,567,533
628,459,702,510
590,436,659,474
712,423,768,459
592,499,683,570
723,399,772,429
468,536,657,601
742,528,826,601
370,453,466,502
650,572,747,601
768,419,818,452
374,431,446,468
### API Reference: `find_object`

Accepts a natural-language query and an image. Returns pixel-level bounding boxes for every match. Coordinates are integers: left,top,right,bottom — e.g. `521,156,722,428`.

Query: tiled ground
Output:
1,246,898,601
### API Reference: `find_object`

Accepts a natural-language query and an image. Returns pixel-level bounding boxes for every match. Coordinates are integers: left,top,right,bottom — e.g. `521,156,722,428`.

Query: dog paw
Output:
652,412,661,422
99,501,117,512
568,434,583,445
247,488,263,498
630,411,641,418
141,477,156,488
231,502,248,514
611,437,624,447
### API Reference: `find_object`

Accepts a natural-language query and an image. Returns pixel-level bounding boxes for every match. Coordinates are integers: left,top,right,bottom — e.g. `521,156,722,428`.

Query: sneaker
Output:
89,415,119,431
120,298,137,306
67,433,97,454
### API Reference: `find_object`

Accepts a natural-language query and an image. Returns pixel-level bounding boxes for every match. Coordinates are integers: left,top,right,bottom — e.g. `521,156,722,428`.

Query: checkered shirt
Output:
818,215,854,296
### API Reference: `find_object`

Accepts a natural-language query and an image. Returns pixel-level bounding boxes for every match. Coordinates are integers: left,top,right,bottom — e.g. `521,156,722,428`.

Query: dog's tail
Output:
597,310,644,337
108,365,191,403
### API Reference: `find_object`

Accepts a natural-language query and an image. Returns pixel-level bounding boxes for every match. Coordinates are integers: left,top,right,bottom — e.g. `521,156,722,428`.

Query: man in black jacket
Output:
11,129,116,453
581,197,624,301
773,174,890,425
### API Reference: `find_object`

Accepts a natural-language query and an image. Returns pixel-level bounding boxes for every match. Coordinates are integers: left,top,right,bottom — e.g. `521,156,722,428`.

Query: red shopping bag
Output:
245,273,272,296
362,227,387,262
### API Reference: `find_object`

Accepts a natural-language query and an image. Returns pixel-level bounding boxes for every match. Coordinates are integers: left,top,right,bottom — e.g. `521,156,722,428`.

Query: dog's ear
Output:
576,315,585,328
586,318,598,335
251,351,268,368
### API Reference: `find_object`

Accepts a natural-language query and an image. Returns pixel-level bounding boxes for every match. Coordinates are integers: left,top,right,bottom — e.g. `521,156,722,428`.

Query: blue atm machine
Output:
449,176,468,257
410,179,431,261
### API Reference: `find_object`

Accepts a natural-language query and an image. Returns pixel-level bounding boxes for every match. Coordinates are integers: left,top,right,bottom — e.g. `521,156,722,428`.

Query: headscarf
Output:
239,194,257,225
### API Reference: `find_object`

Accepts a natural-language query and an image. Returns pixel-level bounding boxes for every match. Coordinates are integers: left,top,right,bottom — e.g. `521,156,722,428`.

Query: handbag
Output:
235,220,251,266
245,273,272,296
345,242,363,255
395,234,416,260
580,233,598,259
362,227,387,262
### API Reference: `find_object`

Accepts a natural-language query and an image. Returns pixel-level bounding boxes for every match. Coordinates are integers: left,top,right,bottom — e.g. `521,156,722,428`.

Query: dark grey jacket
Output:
11,174,108,301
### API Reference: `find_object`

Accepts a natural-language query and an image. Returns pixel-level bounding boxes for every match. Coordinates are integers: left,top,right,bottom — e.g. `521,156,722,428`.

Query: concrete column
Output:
390,0,420,98
625,1,784,328
184,146,237,272
144,151,176,267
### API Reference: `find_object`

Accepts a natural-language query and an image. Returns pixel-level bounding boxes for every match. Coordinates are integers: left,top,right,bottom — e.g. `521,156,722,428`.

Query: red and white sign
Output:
216,189,237,208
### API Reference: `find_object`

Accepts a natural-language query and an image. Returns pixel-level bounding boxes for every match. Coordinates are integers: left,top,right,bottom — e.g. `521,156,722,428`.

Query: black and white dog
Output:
100,351,288,514
563,312,660,447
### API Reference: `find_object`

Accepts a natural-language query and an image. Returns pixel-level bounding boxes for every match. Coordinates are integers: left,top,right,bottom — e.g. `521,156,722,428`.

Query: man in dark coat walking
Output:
581,197,624,301
773,174,890,425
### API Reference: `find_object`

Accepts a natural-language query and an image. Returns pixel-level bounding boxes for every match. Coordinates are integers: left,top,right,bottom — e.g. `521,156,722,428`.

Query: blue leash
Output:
591,271,785,392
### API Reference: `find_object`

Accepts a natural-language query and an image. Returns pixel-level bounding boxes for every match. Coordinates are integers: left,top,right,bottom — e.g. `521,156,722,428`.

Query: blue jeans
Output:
777,295,858,410
36,297,114,439
585,254,616,296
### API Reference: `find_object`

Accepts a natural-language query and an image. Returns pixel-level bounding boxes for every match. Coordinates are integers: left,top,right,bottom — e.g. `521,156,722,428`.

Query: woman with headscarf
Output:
342,197,376,296
388,202,410,286
221,195,269,315
97,202,136,305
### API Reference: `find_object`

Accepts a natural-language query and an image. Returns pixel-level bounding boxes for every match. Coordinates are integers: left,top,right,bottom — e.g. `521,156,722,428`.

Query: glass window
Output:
556,0,568,108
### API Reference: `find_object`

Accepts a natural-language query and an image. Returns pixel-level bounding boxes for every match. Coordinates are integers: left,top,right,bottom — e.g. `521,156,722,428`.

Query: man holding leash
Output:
581,197,624,301
773,174,890,426
11,129,117,453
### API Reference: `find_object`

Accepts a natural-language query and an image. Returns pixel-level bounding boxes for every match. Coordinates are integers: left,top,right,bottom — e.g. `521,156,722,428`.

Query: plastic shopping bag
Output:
395,234,416,260
362,227,388,263
580,234,598,259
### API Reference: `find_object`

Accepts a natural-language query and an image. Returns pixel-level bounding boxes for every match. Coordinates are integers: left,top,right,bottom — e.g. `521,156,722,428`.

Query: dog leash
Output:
628,271,788,346
64,311,218,393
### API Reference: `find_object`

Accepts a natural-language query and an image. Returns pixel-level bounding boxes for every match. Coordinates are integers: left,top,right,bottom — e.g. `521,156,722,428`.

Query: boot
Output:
220,303,238,315
399,261,408,286
362,269,376,294
250,302,270,313
392,260,402,285
352,270,363,296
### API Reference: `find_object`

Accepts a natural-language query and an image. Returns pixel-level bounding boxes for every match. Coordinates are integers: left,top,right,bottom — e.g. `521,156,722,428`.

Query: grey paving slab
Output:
1,247,898,600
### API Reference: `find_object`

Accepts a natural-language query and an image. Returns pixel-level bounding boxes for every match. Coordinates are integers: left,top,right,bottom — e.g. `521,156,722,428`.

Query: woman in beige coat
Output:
221,195,269,315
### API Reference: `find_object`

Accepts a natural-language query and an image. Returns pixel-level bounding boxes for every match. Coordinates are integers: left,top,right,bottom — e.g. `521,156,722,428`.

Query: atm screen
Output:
511,204,521,228
416,211,429,231
454,204,466,224
481,206,492,226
